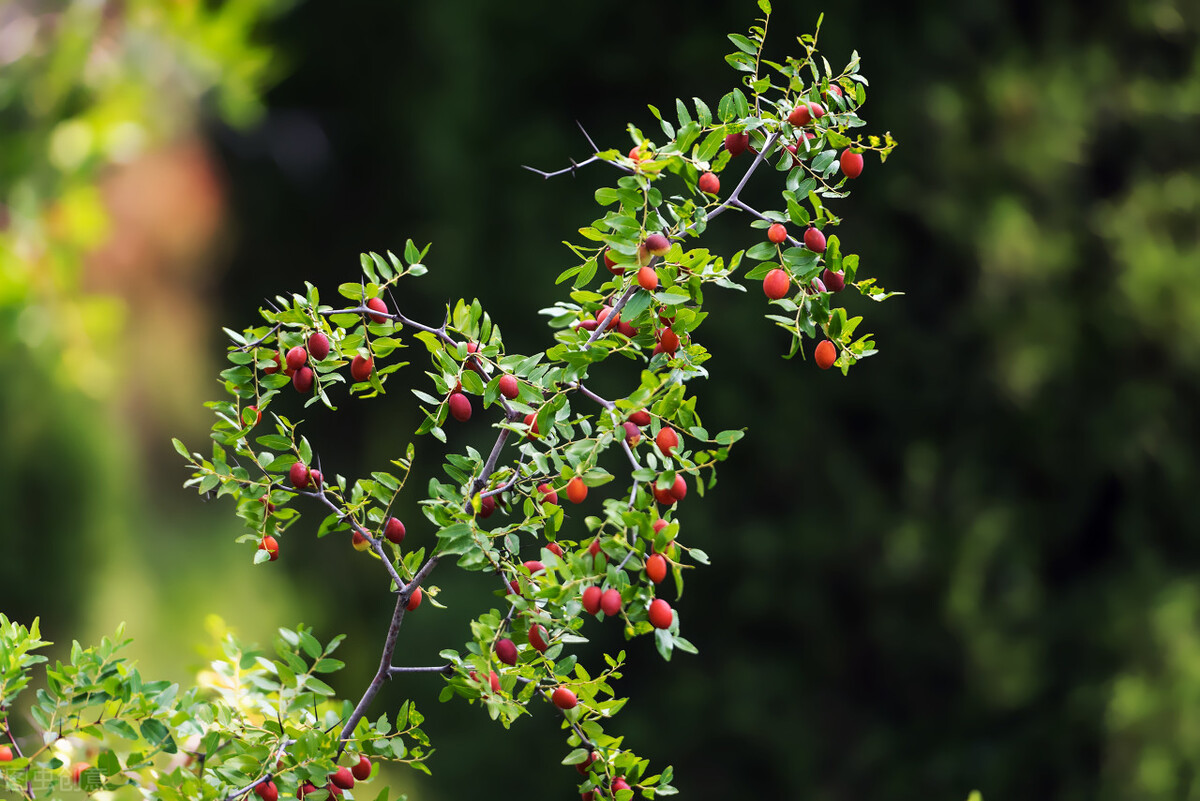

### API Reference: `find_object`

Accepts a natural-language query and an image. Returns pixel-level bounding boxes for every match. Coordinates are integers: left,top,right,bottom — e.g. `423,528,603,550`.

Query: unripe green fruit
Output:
384,517,406,544
365,297,388,323
307,332,330,361
350,354,373,382
292,366,314,393
406,586,423,611
724,132,749,157
697,171,720,194
763,268,790,300
496,638,518,666
600,588,622,617
767,223,788,244
803,227,827,253
498,373,519,400
840,149,864,179
815,339,837,370
582,585,602,615
637,265,659,292
551,686,578,709
648,598,673,629
289,461,310,489
448,391,472,422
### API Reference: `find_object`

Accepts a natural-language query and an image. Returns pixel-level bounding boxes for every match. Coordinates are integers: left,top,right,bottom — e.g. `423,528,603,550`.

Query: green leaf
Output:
139,719,174,751
727,34,758,55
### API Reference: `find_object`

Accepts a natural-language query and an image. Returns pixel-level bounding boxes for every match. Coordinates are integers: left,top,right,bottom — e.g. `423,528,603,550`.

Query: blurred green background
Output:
3,0,1199,799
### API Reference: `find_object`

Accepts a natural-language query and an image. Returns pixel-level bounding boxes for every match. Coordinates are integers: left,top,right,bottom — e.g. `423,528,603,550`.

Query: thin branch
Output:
387,665,454,676
337,594,408,753
522,155,602,179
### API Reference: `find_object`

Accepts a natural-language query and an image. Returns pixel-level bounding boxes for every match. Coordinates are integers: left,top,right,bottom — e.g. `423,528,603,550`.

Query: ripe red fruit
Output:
263,351,281,375
551,686,578,710
645,553,667,584
613,777,631,792
292,366,314,393
648,598,673,629
0,746,12,762
352,756,372,782
576,750,598,775
307,332,330,361
495,638,518,666
352,530,370,551
330,767,355,790
576,319,599,332
286,346,308,371
637,265,659,292
724,132,749,157
528,623,549,653
72,763,90,785
644,233,670,256
289,461,310,489
658,327,680,354
567,476,588,504
602,249,624,276
350,354,373,382
582,793,595,801
448,392,472,422
616,319,637,337
804,227,827,253
767,223,788,244
669,474,687,501
582,586,602,615
840,149,864,179
498,373,519,400
297,783,317,799
788,101,825,126
259,536,279,561
653,485,676,506
254,780,279,801
652,519,668,535
523,560,546,575
655,426,679,458
384,517,406,544
628,410,652,427
763,268,790,300
697,171,720,194
821,267,845,292
488,670,501,693
546,542,564,557
588,538,603,559
623,421,642,446
600,588,622,617
814,339,838,370
406,586,423,611
478,495,496,518
536,483,558,506
365,297,388,323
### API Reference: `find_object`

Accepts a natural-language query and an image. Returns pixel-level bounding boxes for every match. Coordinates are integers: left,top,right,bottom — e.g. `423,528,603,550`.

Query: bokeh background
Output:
3,0,1200,799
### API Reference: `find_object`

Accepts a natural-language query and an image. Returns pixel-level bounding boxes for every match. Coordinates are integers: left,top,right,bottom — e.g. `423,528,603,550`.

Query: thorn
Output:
576,120,599,153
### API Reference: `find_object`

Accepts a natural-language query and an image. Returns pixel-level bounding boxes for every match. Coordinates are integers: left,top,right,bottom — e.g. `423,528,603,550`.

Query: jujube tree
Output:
0,6,896,799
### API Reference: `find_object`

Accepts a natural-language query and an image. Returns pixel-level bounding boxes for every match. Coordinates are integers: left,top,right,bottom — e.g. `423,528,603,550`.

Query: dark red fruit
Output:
602,248,624,276
406,586,423,611
655,426,679,458
498,373,519,400
352,757,372,782
309,469,323,488
724,132,749,157
254,780,278,801
629,410,652,427
648,598,673,629
292,366,314,393
263,351,281,375
384,517,406,544
658,327,679,354
669,474,687,501
495,638,518,666
575,750,598,775
814,340,837,370
803,227,827,253
286,346,308,371
763,268,790,300
623,421,642,446
788,101,825,126
582,586,602,615
330,767,355,790
698,171,720,194
307,332,330,361
613,777,631,792
478,495,496,518
551,686,577,709
538,483,558,505
528,624,549,654
448,392,472,422
653,485,676,506
289,461,310,489
821,268,845,292
546,542,564,557
350,354,373,382
365,297,388,323
352,530,370,551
